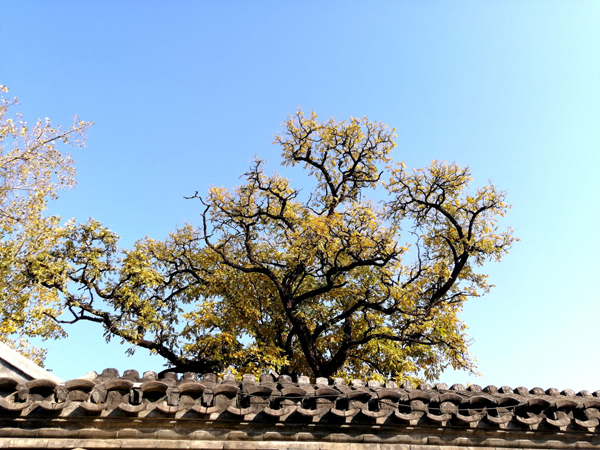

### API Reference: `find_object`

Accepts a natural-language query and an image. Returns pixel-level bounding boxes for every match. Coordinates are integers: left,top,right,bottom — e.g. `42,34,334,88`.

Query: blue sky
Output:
2,2,599,391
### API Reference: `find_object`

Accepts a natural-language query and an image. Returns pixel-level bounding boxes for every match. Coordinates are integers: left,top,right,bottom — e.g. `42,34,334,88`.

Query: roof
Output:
0,341,63,384
0,368,599,450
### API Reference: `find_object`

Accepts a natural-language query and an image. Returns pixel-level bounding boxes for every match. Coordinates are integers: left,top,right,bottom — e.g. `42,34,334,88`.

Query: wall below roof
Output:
0,442,597,450
0,423,599,450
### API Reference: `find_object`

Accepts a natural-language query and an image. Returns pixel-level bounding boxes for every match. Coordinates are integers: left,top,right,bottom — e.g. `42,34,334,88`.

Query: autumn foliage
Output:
0,86,91,364
29,109,514,382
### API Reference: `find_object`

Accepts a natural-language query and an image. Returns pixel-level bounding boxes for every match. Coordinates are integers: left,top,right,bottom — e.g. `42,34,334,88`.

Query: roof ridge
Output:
0,341,63,383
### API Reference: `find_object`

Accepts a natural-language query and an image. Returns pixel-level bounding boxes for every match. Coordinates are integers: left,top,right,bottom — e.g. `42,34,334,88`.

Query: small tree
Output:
0,85,91,364
37,110,514,381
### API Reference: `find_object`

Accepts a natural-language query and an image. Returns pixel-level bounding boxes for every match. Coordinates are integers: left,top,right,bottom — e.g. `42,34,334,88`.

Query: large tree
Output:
0,85,91,364
34,110,514,381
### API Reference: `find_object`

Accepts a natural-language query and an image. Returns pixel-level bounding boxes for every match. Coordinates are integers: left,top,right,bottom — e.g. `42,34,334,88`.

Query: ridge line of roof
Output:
0,341,63,383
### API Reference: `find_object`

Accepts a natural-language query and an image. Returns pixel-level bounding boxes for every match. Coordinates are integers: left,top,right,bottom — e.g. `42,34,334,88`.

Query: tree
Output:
34,110,514,382
0,85,91,364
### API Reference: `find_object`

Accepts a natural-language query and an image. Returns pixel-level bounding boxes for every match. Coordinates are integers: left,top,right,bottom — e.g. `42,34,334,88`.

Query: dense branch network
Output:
0,85,92,364
31,109,515,382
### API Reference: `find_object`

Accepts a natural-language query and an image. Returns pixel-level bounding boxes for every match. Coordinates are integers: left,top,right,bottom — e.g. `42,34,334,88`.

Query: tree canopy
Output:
31,110,514,382
0,85,91,364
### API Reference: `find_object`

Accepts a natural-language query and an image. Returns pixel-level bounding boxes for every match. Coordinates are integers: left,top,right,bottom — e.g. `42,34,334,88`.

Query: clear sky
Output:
2,2,599,391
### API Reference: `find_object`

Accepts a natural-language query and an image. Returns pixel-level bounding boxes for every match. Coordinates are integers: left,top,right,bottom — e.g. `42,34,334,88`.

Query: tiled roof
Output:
0,341,63,384
1,369,599,449
2,368,599,430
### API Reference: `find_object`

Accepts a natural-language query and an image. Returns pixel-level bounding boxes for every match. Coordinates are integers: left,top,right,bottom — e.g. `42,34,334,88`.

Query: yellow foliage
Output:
27,109,514,381
0,86,92,363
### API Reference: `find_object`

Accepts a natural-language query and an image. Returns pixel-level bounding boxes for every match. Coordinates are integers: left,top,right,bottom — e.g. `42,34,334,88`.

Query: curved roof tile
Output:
0,369,599,449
